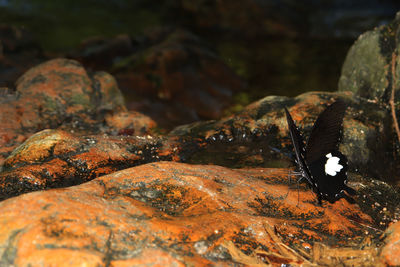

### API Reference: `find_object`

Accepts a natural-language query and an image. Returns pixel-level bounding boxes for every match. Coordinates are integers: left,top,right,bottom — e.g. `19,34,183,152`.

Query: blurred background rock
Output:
1,0,400,130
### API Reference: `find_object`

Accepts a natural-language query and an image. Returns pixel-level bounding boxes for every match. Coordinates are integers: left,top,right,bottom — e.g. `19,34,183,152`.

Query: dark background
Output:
1,0,400,128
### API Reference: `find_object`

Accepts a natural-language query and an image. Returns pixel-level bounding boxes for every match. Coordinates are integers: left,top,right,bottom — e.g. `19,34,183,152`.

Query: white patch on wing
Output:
325,153,343,176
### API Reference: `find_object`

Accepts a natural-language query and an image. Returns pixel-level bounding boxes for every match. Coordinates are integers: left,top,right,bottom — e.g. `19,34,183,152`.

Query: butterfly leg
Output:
296,176,305,184
288,170,302,184
294,174,305,207
295,175,316,206
285,170,302,201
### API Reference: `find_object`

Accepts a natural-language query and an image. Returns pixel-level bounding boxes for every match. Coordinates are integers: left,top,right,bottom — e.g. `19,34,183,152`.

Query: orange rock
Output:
0,162,374,266
0,129,190,200
0,58,154,164
4,129,78,166
380,221,400,266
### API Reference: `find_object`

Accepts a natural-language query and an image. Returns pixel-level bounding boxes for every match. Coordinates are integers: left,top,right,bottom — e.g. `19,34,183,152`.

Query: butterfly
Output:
284,100,356,204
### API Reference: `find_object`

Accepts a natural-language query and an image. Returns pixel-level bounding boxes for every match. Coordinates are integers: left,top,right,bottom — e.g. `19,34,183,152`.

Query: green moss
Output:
70,93,91,106
223,92,251,116
43,95,59,111
0,229,23,265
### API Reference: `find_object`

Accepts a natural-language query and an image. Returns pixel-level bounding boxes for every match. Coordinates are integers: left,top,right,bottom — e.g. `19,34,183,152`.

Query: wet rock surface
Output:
0,162,382,266
0,129,200,201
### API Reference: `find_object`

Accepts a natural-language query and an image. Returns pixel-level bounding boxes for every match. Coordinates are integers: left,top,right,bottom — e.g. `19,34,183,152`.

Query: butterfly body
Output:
285,100,356,204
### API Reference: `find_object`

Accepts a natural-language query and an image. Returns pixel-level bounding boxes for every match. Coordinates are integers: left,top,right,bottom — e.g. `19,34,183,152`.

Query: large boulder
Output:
339,11,400,104
0,161,378,266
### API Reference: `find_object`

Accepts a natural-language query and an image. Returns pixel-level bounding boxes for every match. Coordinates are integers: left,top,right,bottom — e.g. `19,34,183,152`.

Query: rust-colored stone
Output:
5,129,79,166
380,221,400,266
0,162,375,266
0,58,155,164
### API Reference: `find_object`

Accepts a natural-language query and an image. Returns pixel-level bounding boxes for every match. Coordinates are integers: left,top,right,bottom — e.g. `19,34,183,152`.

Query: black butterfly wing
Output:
305,99,355,203
284,107,306,161
305,100,347,164
284,108,315,187
308,151,352,203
